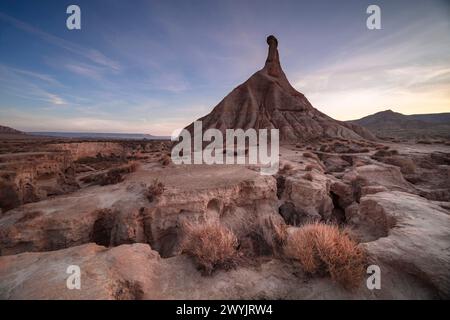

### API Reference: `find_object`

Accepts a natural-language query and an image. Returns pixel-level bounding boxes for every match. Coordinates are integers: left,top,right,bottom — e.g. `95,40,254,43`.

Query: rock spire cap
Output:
266,35,278,47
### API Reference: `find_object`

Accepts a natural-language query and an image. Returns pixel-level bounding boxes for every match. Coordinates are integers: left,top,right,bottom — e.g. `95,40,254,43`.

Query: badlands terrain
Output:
0,36,449,299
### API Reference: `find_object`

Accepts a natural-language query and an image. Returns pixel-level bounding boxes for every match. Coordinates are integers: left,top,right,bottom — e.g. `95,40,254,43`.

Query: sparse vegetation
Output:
0,178,20,212
305,163,324,172
145,178,165,202
159,154,171,166
285,222,367,290
81,162,139,186
181,222,238,275
373,149,399,158
303,152,319,160
382,156,416,174
279,162,293,173
17,210,43,223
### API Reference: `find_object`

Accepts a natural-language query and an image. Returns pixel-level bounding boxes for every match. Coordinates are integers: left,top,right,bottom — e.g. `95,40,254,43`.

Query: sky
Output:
0,0,449,135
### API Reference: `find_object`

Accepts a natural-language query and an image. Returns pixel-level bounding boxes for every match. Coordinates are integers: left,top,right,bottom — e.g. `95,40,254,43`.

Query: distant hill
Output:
0,125,25,135
0,125,32,140
28,132,170,140
347,110,450,139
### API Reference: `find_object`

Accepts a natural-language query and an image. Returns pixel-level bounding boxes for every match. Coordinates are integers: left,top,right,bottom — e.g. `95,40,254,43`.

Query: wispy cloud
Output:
64,62,104,81
0,11,121,71
0,64,67,106
5,67,63,87
293,17,450,120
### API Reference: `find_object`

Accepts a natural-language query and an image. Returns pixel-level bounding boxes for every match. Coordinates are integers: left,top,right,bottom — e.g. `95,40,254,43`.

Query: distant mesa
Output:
0,125,25,135
0,125,169,141
186,35,375,142
28,132,168,140
348,109,450,139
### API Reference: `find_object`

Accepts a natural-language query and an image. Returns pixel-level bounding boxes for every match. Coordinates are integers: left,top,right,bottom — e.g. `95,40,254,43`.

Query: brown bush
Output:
305,163,324,172
303,152,319,161
279,162,293,174
82,162,139,186
159,154,171,166
0,178,20,212
285,222,366,290
383,156,416,174
181,222,238,275
128,161,140,172
145,179,165,202
99,168,125,186
17,210,43,223
373,149,399,158
303,172,314,181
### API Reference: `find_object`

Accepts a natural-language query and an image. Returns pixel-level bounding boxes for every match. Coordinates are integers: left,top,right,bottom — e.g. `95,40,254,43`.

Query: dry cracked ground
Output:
0,138,449,299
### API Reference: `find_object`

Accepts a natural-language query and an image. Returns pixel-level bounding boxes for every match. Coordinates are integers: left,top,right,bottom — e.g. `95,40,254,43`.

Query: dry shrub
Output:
82,162,139,186
373,149,398,158
303,152,319,160
99,167,125,185
279,162,293,174
383,156,416,174
305,163,324,172
181,222,238,275
303,172,314,181
128,161,140,172
319,144,331,152
0,178,20,212
17,210,43,223
159,154,171,166
285,222,366,290
145,178,165,202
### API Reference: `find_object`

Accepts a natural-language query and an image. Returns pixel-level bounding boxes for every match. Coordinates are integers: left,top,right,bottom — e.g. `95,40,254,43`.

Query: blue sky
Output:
0,0,449,135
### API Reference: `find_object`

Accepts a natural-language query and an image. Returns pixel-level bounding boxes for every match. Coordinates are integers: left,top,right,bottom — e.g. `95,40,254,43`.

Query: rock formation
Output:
186,35,375,142
348,109,450,140
0,125,24,135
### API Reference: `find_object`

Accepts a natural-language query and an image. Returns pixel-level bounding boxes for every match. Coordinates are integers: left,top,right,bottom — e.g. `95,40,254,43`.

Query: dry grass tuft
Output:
159,154,171,166
383,156,416,174
81,162,139,186
305,163,324,172
373,149,399,158
145,178,165,202
181,222,238,275
303,152,319,160
285,222,366,290
279,162,293,174
0,178,20,212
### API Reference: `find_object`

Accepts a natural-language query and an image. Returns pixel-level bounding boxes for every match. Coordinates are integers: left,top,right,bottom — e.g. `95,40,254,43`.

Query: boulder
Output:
349,191,450,298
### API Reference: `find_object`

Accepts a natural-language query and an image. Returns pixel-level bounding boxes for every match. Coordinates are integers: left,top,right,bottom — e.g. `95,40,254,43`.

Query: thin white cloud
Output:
293,17,450,120
4,67,63,86
64,62,104,81
0,64,67,106
0,12,120,71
